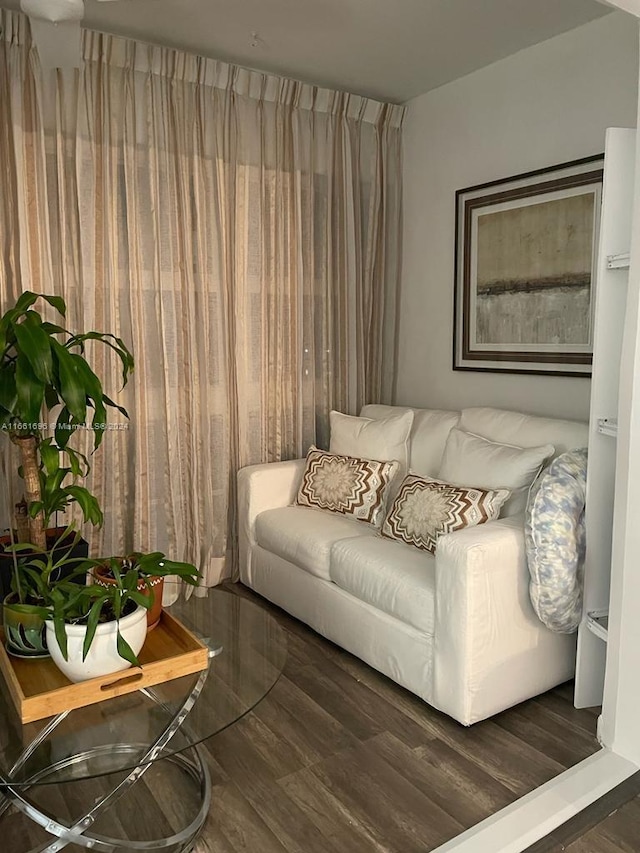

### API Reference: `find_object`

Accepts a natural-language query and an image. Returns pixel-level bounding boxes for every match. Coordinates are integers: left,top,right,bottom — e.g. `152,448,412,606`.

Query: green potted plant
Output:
44,553,200,682
0,291,133,545
2,527,84,657
91,552,200,629
0,290,133,647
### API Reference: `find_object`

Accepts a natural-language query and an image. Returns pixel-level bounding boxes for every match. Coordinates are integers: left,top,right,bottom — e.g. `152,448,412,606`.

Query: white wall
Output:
397,12,639,421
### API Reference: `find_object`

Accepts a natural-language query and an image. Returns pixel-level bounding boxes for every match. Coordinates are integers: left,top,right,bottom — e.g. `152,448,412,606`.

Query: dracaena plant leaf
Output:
38,438,60,476
12,312,54,384
63,486,104,526
69,332,134,387
0,367,18,415
15,357,45,428
50,340,86,424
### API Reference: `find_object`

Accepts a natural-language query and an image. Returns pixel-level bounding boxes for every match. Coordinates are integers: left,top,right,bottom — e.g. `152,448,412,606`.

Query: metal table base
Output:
0,671,212,852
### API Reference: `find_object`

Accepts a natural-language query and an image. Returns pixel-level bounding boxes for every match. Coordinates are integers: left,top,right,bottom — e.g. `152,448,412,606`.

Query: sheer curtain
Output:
0,10,404,586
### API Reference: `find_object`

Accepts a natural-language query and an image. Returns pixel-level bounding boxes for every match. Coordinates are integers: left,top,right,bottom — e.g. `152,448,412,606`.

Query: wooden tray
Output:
0,610,209,723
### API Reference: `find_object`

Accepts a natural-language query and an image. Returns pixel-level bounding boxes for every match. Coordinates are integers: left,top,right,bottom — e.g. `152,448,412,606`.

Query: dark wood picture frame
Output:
453,154,604,376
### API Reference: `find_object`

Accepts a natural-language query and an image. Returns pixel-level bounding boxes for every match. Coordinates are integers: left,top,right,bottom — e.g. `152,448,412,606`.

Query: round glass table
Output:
0,589,287,852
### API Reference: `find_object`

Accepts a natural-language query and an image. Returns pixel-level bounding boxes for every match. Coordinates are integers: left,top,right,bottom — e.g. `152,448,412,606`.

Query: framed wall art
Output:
453,154,604,376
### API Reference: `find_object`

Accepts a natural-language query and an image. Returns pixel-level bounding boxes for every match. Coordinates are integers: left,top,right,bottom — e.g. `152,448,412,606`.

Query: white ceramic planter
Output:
45,605,147,683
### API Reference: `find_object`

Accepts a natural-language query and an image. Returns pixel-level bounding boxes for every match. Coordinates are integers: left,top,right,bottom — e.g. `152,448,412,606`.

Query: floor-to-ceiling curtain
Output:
0,9,404,586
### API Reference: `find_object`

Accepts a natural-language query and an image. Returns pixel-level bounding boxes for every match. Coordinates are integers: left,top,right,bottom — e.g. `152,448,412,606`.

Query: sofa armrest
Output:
433,516,560,725
237,459,306,570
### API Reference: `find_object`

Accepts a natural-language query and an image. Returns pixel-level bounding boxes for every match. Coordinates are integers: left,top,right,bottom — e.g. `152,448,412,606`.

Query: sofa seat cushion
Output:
330,535,436,635
255,506,376,581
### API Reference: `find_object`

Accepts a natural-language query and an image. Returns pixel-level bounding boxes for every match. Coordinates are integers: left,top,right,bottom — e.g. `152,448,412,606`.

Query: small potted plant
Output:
0,290,133,554
91,552,200,629
43,552,199,683
2,527,83,657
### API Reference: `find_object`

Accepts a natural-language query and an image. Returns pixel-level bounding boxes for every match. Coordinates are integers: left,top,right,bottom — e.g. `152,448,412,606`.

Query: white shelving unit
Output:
597,418,618,437
606,252,631,269
575,128,636,710
586,609,609,643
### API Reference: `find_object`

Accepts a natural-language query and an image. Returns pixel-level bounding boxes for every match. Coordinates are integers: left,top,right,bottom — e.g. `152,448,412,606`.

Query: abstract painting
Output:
454,155,603,375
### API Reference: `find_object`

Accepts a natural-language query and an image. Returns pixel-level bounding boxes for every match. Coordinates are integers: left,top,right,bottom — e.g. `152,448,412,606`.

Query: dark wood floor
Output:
5,581,635,852
192,582,602,853
561,795,640,852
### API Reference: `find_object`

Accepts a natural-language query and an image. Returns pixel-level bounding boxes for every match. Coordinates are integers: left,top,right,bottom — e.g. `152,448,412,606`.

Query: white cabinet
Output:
575,128,636,709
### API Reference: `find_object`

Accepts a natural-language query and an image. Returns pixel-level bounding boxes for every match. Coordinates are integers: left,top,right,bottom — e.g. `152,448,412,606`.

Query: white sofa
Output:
238,404,588,725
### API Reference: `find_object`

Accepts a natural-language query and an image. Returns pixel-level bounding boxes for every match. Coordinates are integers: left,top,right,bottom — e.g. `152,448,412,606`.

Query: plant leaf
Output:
123,569,138,593
0,366,18,414
116,629,140,667
12,291,39,313
54,406,73,449
113,590,122,620
51,340,86,423
40,322,67,336
41,295,66,317
52,612,68,661
28,500,44,519
68,332,134,387
44,384,59,410
110,558,122,585
15,356,45,427
39,438,60,476
21,567,49,599
82,598,105,661
63,485,104,527
42,467,67,497
12,311,54,384
128,590,151,609
103,394,129,419
4,542,41,553
65,446,89,477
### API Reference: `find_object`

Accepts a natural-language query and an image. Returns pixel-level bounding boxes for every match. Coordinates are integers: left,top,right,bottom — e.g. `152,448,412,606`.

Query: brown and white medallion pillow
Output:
381,474,510,554
295,446,398,527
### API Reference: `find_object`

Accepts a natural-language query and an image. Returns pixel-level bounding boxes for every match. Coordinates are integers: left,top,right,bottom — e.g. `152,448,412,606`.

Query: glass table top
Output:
0,589,287,789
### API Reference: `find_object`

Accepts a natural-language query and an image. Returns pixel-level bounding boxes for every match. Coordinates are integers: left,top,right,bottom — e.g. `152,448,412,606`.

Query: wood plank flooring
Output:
562,795,640,852
3,581,622,852
191,582,602,853
526,770,640,853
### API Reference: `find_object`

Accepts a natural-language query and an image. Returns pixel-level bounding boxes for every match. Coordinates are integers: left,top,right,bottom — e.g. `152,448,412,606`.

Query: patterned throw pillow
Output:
295,447,398,527
381,474,510,554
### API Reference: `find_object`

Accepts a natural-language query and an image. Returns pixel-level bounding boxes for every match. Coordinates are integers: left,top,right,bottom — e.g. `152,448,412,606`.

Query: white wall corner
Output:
599,0,640,18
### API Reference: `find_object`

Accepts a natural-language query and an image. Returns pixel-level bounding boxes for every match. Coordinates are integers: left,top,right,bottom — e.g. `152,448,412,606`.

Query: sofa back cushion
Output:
460,407,588,458
360,404,460,477
438,427,554,517
330,409,414,469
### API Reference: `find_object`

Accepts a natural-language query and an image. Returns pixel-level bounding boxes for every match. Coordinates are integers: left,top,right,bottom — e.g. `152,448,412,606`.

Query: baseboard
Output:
431,749,639,853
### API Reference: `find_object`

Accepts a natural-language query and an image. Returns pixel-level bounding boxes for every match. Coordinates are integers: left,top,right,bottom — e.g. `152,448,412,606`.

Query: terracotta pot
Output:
92,566,164,630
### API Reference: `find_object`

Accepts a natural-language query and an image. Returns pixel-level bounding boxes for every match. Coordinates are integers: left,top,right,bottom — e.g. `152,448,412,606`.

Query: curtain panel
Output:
0,9,404,586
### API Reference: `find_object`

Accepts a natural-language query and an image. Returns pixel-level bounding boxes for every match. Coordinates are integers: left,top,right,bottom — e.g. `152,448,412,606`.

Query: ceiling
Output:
4,0,614,103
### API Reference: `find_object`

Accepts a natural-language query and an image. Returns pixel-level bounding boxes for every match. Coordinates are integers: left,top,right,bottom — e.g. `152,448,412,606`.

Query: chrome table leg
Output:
0,668,212,852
